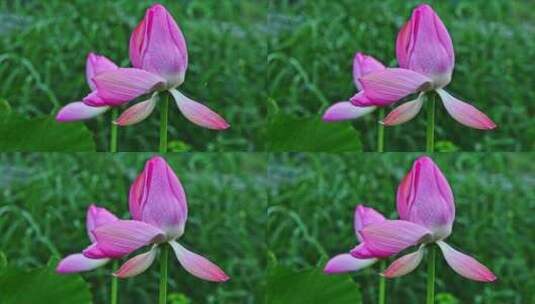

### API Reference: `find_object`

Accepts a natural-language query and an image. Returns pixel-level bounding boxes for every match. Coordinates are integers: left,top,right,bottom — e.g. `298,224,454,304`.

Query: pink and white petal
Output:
86,204,119,242
56,102,109,122
56,253,109,273
114,246,158,278
350,91,375,107
170,241,229,282
83,243,108,259
437,89,496,130
382,246,425,278
352,220,432,259
324,253,377,274
115,94,158,126
354,205,386,241
170,89,230,130
322,102,376,122
86,220,165,259
82,91,109,107
437,241,497,282
93,68,166,106
359,68,432,106
86,53,118,90
353,53,386,90
382,94,424,126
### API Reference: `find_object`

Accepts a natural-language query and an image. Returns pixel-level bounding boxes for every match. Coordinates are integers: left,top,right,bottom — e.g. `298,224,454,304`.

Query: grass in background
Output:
0,153,267,303
0,0,266,151
268,0,535,151
267,153,534,303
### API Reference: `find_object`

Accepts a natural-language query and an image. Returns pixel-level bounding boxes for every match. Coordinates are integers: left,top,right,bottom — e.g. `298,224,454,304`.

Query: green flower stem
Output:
378,260,386,304
377,108,385,152
426,245,436,304
426,93,436,153
159,244,169,304
159,93,169,153
110,261,118,304
110,108,118,152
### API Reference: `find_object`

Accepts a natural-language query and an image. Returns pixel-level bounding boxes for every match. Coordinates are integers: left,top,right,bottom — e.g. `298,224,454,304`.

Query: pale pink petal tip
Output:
437,241,497,282
170,89,230,130
56,253,109,273
114,247,158,278
382,246,424,278
170,241,230,282
322,102,376,122
382,95,424,126
437,89,496,130
115,95,158,126
324,253,376,274
56,102,109,122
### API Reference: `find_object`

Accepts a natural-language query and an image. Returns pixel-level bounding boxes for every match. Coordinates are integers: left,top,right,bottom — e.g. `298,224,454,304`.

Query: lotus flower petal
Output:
93,68,166,106
56,102,109,122
115,94,158,126
382,245,425,278
358,68,432,107
353,53,386,90
86,53,118,91
129,156,188,239
170,89,230,130
437,89,496,130
56,253,109,274
351,220,431,259
322,102,376,122
114,246,159,278
354,205,386,242
437,241,496,282
170,241,229,282
397,156,455,240
382,93,424,126
86,204,119,243
324,253,377,274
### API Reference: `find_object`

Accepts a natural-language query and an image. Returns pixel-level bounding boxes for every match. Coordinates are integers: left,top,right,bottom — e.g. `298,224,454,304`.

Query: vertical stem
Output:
378,260,386,304
110,261,118,304
377,108,385,153
159,93,169,153
426,93,436,153
426,245,436,304
110,108,118,152
158,244,169,304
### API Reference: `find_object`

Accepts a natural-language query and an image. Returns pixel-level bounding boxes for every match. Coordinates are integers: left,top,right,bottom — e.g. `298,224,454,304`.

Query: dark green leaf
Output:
0,261,92,304
0,113,95,151
267,266,361,304
266,115,362,152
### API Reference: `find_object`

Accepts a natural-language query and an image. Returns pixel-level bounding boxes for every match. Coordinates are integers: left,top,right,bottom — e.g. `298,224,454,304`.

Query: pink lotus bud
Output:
397,156,455,240
130,4,188,88
396,4,454,88
129,156,188,240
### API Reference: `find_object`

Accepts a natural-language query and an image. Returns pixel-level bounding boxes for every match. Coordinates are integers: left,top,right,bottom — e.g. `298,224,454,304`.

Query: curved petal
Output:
115,94,158,126
129,156,188,239
397,156,455,240
437,89,496,130
85,220,165,259
93,68,166,106
170,241,229,282
350,91,374,107
170,89,230,130
353,53,386,90
382,93,424,126
82,91,108,107
56,253,109,273
114,246,158,278
351,220,431,259
396,20,412,69
56,102,109,122
382,245,425,278
437,241,496,282
354,205,386,242
86,53,118,90
86,204,119,243
322,102,376,122
324,253,377,274
359,68,432,106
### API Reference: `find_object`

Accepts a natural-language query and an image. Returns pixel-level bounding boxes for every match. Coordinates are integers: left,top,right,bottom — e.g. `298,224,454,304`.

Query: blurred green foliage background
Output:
267,153,534,303
0,0,266,151
0,153,266,303
268,0,535,151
